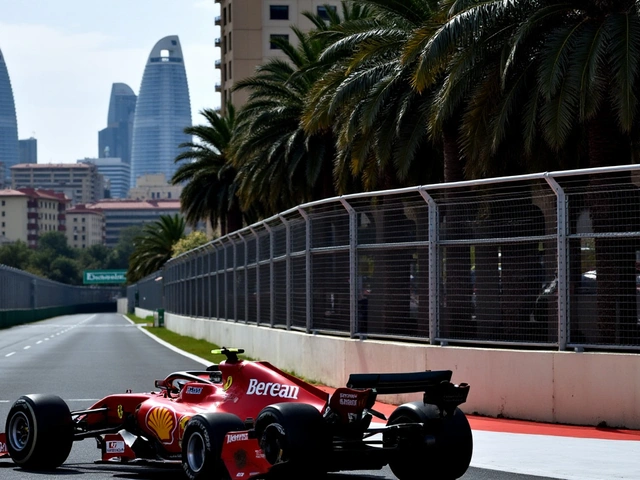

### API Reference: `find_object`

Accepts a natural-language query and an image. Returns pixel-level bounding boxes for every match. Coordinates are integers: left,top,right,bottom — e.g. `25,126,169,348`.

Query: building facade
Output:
128,173,182,201
214,0,340,112
98,83,137,164
78,157,131,199
66,205,105,248
85,198,182,247
11,163,105,205
0,188,69,248
130,36,192,187
18,137,37,164
0,48,19,181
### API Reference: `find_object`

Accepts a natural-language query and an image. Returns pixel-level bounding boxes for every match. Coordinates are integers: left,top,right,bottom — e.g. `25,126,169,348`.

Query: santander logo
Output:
246,378,299,399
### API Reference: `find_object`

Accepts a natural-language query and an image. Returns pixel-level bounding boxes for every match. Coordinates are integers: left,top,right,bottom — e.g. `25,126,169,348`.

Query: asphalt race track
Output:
0,313,637,479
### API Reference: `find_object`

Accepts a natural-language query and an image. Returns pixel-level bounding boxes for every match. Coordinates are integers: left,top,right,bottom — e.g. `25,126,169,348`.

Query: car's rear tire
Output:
5,394,73,470
385,402,472,480
181,412,245,480
254,402,328,477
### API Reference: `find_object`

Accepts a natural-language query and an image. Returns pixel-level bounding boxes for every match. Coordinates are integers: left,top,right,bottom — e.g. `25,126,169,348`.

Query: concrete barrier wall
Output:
147,310,640,429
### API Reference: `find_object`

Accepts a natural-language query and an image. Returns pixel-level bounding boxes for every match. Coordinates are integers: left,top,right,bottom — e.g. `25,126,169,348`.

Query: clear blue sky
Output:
0,0,221,163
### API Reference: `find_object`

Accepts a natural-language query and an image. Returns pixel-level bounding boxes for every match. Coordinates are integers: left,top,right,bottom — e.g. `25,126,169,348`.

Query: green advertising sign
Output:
83,270,127,284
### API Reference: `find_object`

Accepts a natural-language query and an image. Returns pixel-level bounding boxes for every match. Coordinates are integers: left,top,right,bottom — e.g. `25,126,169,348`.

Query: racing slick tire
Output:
181,412,245,480
5,394,73,470
255,402,329,477
385,402,472,480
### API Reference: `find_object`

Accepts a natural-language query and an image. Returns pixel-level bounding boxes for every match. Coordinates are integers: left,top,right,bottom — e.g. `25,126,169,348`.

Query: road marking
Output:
36,340,42,344
44,337,49,341
0,400,9,403
23,346,31,350
5,352,15,357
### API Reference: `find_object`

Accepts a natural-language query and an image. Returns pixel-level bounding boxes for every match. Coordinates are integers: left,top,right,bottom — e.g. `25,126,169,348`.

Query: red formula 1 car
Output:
0,348,472,479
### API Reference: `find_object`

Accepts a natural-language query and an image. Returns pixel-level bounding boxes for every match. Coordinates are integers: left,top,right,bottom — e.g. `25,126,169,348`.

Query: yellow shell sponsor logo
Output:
178,415,191,441
146,407,176,443
224,376,233,391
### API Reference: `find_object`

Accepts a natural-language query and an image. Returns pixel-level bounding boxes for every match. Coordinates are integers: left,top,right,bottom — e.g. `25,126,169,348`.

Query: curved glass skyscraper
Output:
0,48,19,183
99,83,137,164
130,36,192,187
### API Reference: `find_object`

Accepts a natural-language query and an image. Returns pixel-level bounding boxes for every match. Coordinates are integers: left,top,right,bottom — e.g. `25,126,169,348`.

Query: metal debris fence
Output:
0,264,121,311
132,164,640,351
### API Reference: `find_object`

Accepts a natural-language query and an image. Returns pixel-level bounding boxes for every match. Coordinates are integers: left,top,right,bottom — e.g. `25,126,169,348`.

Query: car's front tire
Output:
5,394,73,470
181,413,245,480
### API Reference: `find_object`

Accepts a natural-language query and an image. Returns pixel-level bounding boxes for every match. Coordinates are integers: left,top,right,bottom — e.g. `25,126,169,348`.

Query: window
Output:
1,222,4,227
168,192,172,199
270,5,289,20
229,2,232,22
74,235,77,241
228,32,232,51
1,200,4,206
223,63,227,81
270,34,289,49
317,5,337,20
228,60,232,79
82,217,85,222
223,7,227,25
1,212,4,217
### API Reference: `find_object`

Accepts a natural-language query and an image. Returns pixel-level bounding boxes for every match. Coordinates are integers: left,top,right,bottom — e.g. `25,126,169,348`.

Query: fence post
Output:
238,232,248,323
250,227,261,325
298,208,312,333
339,198,358,338
264,223,275,327
419,188,439,345
279,215,292,329
545,174,568,350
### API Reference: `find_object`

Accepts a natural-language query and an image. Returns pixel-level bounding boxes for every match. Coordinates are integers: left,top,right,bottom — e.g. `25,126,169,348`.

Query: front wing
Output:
221,431,272,479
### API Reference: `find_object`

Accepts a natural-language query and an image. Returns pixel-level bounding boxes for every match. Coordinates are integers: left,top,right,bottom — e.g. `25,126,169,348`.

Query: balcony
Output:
214,37,221,47
215,82,222,92
215,15,221,26
214,59,222,69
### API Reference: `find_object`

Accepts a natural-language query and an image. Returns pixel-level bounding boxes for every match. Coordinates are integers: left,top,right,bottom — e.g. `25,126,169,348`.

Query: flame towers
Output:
0,48,19,182
130,36,192,187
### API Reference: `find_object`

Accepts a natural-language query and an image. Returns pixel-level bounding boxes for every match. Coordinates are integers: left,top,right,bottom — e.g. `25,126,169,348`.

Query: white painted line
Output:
44,337,50,341
36,340,42,344
23,346,31,350
0,400,9,403
5,352,15,357
66,399,99,402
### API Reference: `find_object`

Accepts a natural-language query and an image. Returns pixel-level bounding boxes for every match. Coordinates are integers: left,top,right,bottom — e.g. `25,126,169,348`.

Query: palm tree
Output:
230,3,374,216
127,214,186,283
418,0,640,343
172,105,246,236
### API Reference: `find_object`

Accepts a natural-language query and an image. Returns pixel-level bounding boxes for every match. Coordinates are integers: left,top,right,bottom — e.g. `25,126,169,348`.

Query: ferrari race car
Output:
0,347,472,479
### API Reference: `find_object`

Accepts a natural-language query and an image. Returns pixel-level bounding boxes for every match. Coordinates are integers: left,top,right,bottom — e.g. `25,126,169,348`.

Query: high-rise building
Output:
11,163,105,205
98,83,137,164
18,137,37,164
78,157,131,199
0,48,19,180
130,36,191,187
214,0,341,112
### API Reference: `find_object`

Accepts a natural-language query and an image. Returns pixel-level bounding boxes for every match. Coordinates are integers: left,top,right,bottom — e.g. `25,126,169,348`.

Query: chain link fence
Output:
134,164,640,351
0,264,122,327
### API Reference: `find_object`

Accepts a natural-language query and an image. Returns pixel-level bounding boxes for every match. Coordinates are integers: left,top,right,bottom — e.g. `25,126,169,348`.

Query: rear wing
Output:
347,370,469,414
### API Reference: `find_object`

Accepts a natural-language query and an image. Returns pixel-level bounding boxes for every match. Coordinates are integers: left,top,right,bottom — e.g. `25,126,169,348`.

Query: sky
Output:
0,0,221,164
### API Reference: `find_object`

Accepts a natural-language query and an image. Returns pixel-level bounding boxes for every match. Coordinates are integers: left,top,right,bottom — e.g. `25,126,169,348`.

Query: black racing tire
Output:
254,402,328,476
5,394,73,470
385,402,472,480
181,412,245,480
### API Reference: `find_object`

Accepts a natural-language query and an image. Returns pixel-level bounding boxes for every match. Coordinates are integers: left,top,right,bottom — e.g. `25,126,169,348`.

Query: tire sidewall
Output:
5,399,37,463
182,417,213,480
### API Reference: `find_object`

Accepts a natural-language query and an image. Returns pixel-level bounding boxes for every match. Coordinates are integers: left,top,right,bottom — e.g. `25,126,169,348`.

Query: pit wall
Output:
135,308,640,429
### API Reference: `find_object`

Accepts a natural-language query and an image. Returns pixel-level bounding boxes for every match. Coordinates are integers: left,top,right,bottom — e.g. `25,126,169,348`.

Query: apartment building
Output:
215,0,341,111
128,173,182,201
0,188,69,248
66,205,105,248
85,198,182,247
11,163,105,205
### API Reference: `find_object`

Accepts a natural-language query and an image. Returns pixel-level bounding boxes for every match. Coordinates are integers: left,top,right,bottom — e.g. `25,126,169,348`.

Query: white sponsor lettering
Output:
236,474,245,478
339,392,359,406
185,386,203,395
227,432,249,444
0,441,7,454
106,441,125,454
246,379,299,399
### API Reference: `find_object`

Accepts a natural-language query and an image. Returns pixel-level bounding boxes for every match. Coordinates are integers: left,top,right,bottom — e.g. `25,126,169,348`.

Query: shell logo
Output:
178,415,191,441
146,407,176,443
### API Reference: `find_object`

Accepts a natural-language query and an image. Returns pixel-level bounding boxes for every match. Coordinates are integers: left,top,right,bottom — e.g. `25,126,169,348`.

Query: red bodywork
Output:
78,359,328,460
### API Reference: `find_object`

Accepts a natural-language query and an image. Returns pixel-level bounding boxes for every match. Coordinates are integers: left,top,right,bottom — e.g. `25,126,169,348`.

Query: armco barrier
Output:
157,310,640,429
